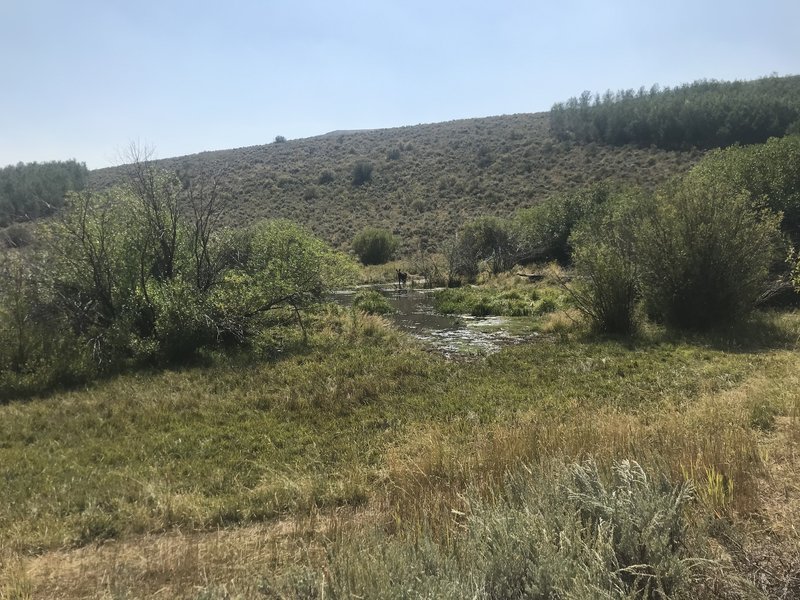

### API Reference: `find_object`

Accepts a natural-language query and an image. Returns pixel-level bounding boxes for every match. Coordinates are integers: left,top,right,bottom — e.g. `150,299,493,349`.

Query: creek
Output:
331,285,537,357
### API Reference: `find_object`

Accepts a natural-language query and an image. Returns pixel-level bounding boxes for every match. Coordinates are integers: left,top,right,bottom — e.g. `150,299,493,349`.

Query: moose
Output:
396,269,408,288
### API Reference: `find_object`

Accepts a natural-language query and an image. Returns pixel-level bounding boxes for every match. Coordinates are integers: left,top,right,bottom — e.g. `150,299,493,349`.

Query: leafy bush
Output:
564,163,786,333
687,135,800,245
214,220,358,341
352,290,393,315
0,161,359,395
637,179,782,329
351,227,397,265
567,192,641,334
512,182,612,263
147,279,215,362
351,161,374,186
447,217,514,281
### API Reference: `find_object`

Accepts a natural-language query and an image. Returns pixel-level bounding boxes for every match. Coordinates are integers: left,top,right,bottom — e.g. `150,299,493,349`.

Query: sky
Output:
1,0,799,169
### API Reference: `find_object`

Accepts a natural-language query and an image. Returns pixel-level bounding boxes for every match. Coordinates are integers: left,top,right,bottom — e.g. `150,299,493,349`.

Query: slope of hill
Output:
90,112,701,254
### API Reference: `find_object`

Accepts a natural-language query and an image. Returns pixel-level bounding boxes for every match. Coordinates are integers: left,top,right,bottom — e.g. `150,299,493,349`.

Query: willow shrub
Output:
637,180,782,330
351,227,397,265
568,192,642,334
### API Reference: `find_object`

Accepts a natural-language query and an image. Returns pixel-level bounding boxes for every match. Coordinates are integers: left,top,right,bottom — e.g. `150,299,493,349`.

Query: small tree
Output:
215,220,357,339
351,227,398,265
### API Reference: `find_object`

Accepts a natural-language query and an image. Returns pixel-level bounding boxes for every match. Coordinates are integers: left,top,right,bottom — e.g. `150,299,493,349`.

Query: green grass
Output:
433,274,571,318
2,308,798,557
2,305,799,599
434,283,569,317
351,289,393,315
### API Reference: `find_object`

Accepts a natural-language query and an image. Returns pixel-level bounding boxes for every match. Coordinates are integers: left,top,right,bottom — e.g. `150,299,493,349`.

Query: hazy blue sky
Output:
2,0,799,169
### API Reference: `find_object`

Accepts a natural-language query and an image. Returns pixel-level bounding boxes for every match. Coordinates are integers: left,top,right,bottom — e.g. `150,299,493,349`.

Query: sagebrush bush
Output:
317,170,335,185
268,460,698,599
351,160,374,186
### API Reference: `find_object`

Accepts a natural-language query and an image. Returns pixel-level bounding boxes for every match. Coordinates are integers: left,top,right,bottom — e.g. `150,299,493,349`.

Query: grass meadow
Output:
1,305,799,598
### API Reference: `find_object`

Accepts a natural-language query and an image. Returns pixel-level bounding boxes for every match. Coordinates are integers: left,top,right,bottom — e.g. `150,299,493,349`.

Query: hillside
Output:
90,112,701,254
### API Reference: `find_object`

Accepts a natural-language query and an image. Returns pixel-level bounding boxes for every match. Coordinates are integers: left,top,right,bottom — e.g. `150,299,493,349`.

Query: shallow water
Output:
331,285,535,357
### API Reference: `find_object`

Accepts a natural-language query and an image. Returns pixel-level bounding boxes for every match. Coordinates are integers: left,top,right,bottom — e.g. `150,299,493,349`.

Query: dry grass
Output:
3,519,318,599
382,352,800,541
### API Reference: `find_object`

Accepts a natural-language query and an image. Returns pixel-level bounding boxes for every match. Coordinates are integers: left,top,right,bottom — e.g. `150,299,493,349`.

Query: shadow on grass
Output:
0,323,316,406
661,310,799,353
587,309,800,354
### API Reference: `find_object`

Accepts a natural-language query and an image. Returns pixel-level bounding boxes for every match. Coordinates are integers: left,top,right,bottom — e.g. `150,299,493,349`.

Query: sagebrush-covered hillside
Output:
91,112,700,253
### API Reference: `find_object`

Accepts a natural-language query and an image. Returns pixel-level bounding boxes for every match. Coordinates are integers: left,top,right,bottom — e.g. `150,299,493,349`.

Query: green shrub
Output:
0,161,360,396
351,161,374,186
688,135,800,245
568,193,641,334
447,217,514,281
148,278,215,362
317,170,335,185
352,290,393,315
512,182,612,263
351,227,398,265
637,180,781,330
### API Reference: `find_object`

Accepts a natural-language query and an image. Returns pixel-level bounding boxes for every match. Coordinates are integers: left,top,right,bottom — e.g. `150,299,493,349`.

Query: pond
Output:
331,285,539,357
